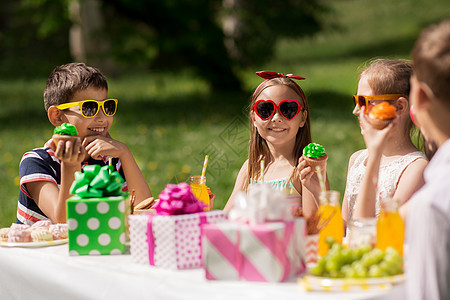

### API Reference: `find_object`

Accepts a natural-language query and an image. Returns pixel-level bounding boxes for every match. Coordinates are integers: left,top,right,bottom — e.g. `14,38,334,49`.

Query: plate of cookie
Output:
0,221,68,248
0,239,68,248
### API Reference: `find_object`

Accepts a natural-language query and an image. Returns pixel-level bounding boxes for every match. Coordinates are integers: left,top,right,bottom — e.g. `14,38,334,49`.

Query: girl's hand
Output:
52,137,86,167
359,106,398,154
294,157,314,186
82,135,128,160
293,157,325,194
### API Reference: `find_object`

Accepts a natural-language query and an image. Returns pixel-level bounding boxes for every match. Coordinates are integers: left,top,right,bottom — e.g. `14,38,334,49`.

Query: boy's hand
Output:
83,135,128,160
51,136,87,166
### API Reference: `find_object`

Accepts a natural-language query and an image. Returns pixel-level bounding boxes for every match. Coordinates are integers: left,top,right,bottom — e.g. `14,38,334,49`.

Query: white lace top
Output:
345,149,426,223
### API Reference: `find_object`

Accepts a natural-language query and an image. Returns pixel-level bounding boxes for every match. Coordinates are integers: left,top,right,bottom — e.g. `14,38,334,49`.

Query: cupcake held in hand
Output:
368,102,396,130
302,142,328,170
52,122,79,145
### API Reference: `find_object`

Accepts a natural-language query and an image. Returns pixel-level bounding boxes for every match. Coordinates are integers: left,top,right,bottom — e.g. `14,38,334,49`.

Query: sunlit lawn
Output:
1,0,449,227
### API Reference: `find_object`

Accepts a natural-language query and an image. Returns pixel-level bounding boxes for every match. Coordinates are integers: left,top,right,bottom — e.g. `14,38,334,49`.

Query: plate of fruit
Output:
298,241,404,292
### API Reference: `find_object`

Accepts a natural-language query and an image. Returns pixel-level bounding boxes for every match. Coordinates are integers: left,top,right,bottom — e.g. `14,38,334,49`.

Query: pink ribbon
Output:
146,215,157,266
252,221,294,281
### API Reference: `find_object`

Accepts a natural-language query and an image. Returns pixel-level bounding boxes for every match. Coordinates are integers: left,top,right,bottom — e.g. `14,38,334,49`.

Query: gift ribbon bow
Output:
153,182,206,215
70,164,125,198
253,71,307,109
256,71,305,81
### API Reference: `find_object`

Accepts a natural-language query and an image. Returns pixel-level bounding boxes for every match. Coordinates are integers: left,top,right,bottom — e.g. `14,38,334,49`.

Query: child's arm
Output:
353,109,397,219
294,157,326,218
224,160,249,211
82,135,152,204
28,139,85,223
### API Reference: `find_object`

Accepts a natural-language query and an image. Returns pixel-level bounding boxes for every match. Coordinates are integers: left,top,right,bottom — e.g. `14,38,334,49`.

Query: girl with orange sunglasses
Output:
342,59,428,235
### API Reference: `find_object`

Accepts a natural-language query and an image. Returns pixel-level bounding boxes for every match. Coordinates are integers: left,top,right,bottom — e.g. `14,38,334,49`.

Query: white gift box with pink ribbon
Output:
202,184,306,282
202,219,306,282
129,211,227,269
128,182,227,269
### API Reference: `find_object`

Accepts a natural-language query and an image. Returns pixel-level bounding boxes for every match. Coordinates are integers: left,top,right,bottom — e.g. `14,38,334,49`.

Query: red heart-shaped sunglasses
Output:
254,99,303,120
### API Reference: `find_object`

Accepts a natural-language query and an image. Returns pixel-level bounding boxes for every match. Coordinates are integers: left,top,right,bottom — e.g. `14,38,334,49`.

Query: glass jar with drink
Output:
376,197,404,255
317,190,344,256
189,175,211,211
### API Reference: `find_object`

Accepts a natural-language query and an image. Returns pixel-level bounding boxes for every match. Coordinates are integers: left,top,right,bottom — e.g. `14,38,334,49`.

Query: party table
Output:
0,244,404,300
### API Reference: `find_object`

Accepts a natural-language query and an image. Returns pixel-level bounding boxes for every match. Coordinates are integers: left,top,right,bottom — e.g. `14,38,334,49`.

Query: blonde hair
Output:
245,77,311,191
360,58,424,151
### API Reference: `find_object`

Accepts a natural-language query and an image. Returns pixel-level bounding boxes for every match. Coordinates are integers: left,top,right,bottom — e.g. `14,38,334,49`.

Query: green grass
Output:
1,0,450,227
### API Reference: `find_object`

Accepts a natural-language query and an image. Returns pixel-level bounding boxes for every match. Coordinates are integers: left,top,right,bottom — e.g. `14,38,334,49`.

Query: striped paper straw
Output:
260,160,265,182
315,166,326,192
108,157,112,174
201,155,209,182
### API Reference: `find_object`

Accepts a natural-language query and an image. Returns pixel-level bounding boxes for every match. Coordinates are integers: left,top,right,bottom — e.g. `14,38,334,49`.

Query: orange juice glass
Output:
318,190,344,256
376,198,404,255
189,175,210,211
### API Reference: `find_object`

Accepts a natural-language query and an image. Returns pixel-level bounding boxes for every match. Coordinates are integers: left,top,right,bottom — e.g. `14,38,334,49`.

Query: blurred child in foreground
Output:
405,18,450,300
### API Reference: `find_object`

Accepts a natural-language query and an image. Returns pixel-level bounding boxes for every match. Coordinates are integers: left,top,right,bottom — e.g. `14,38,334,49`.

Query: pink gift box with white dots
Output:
129,211,227,269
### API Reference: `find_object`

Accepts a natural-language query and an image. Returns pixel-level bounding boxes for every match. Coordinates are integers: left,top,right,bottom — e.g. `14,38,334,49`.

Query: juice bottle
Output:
189,175,210,211
376,198,404,256
317,190,344,256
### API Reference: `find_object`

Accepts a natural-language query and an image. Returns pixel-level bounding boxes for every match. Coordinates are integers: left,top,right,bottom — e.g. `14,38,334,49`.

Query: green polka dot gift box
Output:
66,164,128,256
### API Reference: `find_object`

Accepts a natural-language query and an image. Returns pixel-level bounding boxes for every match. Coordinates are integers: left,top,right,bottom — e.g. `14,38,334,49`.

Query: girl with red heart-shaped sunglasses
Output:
225,71,326,218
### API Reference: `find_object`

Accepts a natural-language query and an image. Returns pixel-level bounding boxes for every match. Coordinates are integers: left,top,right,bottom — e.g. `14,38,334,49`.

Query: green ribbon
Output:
54,123,78,135
303,142,326,158
70,164,126,198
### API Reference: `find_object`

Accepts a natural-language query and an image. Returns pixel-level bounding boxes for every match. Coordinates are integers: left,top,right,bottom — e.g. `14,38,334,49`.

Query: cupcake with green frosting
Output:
53,123,79,145
302,142,328,170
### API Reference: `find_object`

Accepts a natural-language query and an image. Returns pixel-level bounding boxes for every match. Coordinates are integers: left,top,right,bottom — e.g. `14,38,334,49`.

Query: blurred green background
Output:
1,0,449,227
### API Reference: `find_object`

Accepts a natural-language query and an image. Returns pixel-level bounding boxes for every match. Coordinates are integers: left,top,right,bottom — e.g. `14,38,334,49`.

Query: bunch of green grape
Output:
310,239,403,278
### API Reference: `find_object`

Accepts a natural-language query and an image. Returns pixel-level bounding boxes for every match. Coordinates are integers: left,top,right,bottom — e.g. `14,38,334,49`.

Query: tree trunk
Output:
69,0,116,73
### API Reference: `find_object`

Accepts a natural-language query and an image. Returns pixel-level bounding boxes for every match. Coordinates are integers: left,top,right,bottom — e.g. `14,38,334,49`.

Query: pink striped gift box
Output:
129,210,227,269
202,219,306,282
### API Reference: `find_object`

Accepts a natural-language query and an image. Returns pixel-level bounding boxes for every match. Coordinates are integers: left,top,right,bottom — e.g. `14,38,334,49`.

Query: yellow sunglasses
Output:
353,94,407,113
56,99,118,118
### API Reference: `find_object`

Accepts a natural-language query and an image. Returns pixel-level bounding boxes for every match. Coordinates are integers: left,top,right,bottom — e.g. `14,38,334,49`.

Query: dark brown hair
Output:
43,62,108,111
412,18,450,106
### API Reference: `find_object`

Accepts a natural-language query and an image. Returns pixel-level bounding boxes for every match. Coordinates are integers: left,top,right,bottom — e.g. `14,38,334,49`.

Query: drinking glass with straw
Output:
189,155,211,210
315,166,344,255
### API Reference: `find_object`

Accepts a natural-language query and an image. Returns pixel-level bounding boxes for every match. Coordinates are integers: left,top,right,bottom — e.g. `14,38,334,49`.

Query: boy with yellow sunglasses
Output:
16,63,151,225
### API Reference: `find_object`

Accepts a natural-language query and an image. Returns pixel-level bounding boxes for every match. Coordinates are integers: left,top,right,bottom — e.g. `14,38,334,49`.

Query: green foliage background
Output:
1,0,450,227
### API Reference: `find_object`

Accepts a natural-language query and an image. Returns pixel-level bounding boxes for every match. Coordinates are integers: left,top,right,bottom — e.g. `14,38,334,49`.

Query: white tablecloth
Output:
0,244,404,300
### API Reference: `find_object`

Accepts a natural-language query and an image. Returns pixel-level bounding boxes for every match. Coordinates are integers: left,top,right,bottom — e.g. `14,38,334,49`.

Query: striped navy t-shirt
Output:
17,140,127,225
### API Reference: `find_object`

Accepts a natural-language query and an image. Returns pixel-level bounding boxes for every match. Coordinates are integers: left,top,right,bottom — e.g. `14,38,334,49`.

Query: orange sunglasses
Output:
353,94,407,113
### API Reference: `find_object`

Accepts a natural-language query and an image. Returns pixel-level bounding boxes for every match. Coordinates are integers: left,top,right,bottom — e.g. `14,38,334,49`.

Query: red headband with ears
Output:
252,71,307,109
